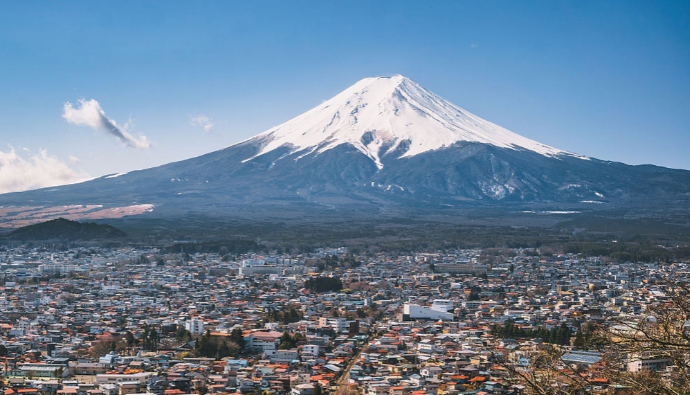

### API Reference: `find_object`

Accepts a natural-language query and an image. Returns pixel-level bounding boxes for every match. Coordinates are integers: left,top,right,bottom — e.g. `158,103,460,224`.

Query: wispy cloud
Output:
63,99,150,148
190,114,214,132
0,146,90,194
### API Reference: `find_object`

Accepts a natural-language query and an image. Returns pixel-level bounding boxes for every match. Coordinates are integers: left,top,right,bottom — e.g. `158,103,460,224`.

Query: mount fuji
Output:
244,75,583,169
2,75,690,225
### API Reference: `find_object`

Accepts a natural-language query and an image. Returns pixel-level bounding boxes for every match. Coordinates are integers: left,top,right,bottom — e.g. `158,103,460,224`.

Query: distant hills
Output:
4,218,126,241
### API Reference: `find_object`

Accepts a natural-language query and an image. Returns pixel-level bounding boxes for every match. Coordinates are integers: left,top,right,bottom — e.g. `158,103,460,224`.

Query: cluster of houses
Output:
0,244,688,394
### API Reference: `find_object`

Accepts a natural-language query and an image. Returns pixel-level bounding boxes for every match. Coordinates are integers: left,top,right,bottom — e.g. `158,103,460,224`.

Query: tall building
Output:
185,318,205,335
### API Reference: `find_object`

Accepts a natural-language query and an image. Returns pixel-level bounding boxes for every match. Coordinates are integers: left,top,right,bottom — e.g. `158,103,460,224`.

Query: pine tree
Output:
148,329,159,351
125,331,136,348
573,329,585,349
230,328,246,350
278,331,295,349
142,326,150,350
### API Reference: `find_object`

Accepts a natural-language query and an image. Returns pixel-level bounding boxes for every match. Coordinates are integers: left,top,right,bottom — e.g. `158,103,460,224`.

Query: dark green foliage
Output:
162,240,259,255
229,328,246,350
175,325,192,342
278,331,306,350
491,321,572,346
572,323,595,349
278,332,294,350
266,306,302,324
304,276,343,292
314,255,361,272
563,241,678,263
8,212,686,258
195,330,242,359
6,218,126,240
142,326,159,351
125,331,137,348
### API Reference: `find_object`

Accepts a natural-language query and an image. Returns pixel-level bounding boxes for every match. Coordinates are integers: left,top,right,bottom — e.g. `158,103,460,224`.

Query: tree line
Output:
491,321,572,346
304,276,343,292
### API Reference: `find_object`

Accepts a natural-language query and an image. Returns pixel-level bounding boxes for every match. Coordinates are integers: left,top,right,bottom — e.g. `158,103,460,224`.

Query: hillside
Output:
5,218,126,241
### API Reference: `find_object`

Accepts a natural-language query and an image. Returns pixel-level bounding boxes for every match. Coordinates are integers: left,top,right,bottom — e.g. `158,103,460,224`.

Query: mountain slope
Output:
0,75,689,225
4,218,126,240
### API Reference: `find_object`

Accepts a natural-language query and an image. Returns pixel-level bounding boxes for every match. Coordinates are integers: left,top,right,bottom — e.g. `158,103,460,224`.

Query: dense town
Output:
0,244,688,395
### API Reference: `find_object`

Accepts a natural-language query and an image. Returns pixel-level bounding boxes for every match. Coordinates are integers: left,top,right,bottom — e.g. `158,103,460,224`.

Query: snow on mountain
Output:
2,74,690,223
245,75,586,169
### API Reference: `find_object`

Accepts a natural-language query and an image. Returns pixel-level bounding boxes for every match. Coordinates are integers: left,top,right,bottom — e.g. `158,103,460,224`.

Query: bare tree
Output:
492,343,591,394
595,279,690,394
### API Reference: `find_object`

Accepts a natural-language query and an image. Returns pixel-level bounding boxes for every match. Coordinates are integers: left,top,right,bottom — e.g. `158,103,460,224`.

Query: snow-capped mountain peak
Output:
246,75,585,168
4,75,690,221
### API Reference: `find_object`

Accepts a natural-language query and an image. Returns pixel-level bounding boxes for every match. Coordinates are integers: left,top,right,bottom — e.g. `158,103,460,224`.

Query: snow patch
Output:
479,181,512,200
380,184,405,192
105,173,126,179
523,210,581,214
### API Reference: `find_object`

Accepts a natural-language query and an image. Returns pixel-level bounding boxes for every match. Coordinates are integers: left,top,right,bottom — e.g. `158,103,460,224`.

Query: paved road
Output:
334,333,375,392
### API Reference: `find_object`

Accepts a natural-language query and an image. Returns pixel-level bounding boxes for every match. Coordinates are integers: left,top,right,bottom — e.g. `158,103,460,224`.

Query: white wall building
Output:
318,317,349,332
431,299,454,312
239,259,283,276
628,356,670,373
96,372,154,384
402,303,453,321
271,348,299,364
301,344,320,357
185,318,205,336
247,331,283,356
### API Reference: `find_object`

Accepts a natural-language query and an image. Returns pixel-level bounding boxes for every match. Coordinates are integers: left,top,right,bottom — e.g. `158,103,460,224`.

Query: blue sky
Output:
0,1,688,192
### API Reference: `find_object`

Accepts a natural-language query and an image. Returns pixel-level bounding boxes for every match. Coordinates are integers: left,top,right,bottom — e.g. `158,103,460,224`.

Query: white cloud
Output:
190,114,214,132
63,98,150,148
68,155,81,163
0,146,90,194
